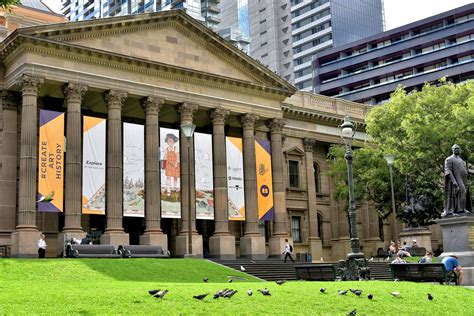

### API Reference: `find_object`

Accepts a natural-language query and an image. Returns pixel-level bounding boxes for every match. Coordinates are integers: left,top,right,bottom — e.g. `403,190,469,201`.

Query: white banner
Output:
123,123,145,217
82,116,106,215
160,127,181,218
226,137,245,221
195,132,214,220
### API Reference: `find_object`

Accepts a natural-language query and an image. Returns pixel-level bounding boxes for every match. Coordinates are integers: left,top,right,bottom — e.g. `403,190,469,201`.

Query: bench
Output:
119,245,170,258
407,247,427,257
66,244,121,258
374,247,390,259
389,263,457,284
294,264,336,281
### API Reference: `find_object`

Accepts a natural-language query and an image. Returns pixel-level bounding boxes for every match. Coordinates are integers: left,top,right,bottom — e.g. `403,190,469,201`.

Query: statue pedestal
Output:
399,227,432,251
437,214,474,285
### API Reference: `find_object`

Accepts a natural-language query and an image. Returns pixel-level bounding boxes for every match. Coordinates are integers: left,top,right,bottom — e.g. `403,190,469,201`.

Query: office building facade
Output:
314,4,474,104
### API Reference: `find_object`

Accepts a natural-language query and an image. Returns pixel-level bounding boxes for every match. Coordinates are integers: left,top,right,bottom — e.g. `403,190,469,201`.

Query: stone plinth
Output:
57,232,86,257
11,230,40,258
100,232,129,248
139,232,168,250
399,227,432,251
269,236,293,259
175,234,203,258
209,235,236,260
240,236,266,260
308,237,323,262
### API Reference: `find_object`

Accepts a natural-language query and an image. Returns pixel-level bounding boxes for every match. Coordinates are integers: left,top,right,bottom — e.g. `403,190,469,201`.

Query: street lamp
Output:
384,154,398,242
338,115,367,280
181,122,196,257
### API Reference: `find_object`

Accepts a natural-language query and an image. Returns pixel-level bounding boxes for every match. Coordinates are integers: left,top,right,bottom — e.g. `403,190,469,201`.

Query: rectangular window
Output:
289,160,299,188
291,217,301,243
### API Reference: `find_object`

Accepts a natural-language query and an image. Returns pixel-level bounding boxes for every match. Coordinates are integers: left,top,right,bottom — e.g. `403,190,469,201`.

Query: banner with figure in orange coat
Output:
37,110,64,212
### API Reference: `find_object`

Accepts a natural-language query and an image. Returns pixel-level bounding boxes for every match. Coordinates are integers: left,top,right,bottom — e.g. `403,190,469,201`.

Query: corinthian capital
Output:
142,96,164,115
18,74,44,96
266,118,285,134
303,138,316,152
241,113,259,129
105,90,127,110
63,83,88,103
179,102,198,122
211,108,230,125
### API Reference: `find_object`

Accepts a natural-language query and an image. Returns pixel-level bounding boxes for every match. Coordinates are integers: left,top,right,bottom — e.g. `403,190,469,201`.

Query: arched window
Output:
313,162,321,193
317,213,323,241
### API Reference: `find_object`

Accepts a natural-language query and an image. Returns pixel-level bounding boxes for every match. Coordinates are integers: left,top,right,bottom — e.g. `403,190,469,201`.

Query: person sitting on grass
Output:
418,251,433,263
391,253,406,264
442,255,464,285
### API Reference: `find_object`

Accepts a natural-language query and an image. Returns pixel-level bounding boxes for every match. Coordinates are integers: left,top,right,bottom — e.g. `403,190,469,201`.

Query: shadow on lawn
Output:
79,258,256,283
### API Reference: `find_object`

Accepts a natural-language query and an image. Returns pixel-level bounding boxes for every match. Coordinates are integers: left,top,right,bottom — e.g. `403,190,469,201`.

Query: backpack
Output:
289,244,293,252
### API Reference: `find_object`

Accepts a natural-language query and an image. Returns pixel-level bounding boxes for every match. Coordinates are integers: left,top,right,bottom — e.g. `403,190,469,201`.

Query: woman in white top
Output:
37,234,47,258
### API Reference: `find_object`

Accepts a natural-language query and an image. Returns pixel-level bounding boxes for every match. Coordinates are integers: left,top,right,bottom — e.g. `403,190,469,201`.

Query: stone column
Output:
240,113,266,259
209,108,236,259
303,138,322,262
58,83,88,253
0,92,19,239
11,75,43,257
267,118,291,257
175,103,203,257
139,96,168,249
101,90,129,246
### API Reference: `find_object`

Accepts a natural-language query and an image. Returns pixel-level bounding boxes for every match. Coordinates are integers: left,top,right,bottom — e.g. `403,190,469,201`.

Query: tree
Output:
365,79,474,220
0,0,20,10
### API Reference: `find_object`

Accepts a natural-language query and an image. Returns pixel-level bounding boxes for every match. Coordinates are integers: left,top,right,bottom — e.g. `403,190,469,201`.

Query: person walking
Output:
37,234,47,258
282,239,295,263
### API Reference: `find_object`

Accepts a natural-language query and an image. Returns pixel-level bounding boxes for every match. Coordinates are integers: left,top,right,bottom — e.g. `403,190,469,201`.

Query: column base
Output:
209,234,236,260
57,231,86,257
268,236,292,258
139,232,168,251
308,237,323,262
240,235,266,259
175,233,203,258
100,232,129,248
11,229,40,258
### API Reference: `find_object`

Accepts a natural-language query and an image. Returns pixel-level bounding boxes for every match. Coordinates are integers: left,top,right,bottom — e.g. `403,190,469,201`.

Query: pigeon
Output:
369,257,374,262
193,293,209,301
240,265,246,272
427,293,433,301
276,280,286,285
258,289,271,296
389,292,401,297
350,289,362,297
347,309,357,316
367,294,373,300
37,191,54,203
154,290,169,299
203,278,208,283
148,289,161,295
338,290,348,295
320,288,326,293
223,290,238,298
247,289,253,296
228,278,233,283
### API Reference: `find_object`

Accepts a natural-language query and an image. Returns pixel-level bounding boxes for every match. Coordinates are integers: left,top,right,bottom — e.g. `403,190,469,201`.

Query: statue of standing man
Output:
442,144,470,217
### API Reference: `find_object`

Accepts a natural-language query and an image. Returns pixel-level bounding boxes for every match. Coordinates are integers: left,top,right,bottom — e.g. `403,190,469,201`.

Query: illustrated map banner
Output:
194,132,214,220
256,140,274,220
123,123,145,217
160,127,181,218
38,110,64,212
82,116,106,215
226,137,245,221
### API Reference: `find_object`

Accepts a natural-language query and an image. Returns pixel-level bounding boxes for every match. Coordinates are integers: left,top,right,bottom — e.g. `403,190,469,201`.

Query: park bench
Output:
294,264,336,281
389,263,457,284
374,247,390,259
66,244,121,258
407,246,427,257
119,245,170,258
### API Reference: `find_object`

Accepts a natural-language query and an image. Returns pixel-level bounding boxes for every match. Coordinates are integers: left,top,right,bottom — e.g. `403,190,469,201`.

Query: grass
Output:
1,259,473,315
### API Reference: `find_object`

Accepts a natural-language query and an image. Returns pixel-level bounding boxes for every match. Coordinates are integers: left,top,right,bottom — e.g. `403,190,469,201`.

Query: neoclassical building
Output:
0,10,390,259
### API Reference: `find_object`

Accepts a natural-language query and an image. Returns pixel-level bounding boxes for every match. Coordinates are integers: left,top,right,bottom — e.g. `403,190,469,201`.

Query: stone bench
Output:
294,264,336,281
390,263,456,284
406,247,427,257
119,245,170,258
66,244,121,258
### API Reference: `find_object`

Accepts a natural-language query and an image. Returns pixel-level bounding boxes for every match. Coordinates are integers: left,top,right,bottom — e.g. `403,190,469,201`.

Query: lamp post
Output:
338,115,368,280
181,122,196,257
384,154,397,242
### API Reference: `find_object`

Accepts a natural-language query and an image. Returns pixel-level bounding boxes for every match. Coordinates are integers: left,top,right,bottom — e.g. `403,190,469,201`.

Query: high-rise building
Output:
217,0,250,53
62,0,220,30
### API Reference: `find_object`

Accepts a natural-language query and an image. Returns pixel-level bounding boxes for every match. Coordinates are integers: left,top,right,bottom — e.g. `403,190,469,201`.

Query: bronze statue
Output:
442,144,470,217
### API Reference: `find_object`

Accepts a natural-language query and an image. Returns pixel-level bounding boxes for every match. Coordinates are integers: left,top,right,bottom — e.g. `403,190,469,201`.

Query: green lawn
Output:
1,259,473,315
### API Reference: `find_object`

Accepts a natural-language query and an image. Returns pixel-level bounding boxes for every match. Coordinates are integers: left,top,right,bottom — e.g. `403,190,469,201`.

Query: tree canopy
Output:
0,0,19,10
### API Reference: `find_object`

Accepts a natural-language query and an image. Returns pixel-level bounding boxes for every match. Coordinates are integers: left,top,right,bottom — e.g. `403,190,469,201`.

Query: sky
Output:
43,0,472,30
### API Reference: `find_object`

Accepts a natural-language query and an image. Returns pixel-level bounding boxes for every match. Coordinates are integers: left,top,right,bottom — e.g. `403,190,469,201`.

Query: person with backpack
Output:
282,239,295,263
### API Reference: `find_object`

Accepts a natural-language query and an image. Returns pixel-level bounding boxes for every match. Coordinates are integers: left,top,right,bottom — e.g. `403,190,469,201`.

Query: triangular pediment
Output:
284,146,305,157
12,11,295,93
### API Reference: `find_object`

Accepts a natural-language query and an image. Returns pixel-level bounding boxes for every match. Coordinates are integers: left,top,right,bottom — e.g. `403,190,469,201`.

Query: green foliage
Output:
0,0,20,10
1,259,474,315
366,80,474,217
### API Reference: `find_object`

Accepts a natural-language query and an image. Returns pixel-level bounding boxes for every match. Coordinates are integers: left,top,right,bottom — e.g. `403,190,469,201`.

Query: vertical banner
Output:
226,137,245,221
160,127,181,218
37,110,64,212
123,123,145,217
194,133,214,220
82,116,106,215
255,140,274,220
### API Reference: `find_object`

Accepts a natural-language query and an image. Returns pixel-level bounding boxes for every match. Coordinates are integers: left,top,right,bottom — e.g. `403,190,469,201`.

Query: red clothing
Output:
165,146,180,178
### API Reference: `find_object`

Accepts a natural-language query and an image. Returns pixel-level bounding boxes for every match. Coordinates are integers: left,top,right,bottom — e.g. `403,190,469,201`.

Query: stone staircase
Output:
211,259,393,281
